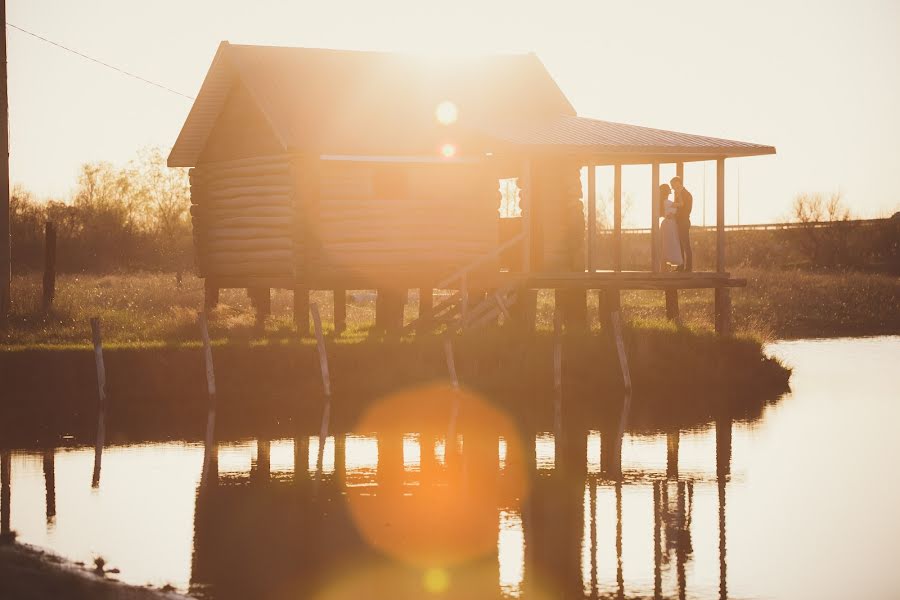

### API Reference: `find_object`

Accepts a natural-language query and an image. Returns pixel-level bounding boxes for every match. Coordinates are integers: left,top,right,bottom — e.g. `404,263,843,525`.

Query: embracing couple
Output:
659,176,693,272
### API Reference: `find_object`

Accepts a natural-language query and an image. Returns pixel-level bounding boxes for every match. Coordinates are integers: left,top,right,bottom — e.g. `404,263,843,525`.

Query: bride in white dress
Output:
659,183,683,270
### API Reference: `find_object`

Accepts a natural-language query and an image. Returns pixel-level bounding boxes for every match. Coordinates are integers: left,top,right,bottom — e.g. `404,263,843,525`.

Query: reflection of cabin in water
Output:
169,42,775,334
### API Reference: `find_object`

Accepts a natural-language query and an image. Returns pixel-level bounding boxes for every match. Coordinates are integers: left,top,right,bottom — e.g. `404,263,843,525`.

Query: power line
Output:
6,22,195,100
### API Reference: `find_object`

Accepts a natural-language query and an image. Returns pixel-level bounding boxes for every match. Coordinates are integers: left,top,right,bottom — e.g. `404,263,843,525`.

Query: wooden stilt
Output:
665,289,680,321
598,289,621,332
651,163,661,272
42,222,56,312
418,287,433,334
613,164,623,272
333,289,346,334
90,318,106,489
376,288,404,336
293,287,309,336
610,311,632,393
715,287,732,336
248,288,271,325
204,279,219,311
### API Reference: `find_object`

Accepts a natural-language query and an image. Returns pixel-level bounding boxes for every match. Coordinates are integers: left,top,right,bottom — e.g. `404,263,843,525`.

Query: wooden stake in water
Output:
444,332,461,456
553,308,563,440
310,303,332,483
90,317,106,488
198,311,217,483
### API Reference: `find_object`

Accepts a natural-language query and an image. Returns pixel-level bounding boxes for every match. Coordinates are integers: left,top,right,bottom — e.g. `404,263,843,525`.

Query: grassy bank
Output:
0,542,190,600
1,269,897,348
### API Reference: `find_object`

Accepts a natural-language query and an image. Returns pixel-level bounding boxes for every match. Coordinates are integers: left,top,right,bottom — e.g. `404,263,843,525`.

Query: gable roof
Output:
168,42,575,166
168,43,774,167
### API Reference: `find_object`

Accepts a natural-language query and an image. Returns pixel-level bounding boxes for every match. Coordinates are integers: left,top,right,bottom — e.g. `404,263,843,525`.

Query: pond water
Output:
1,336,899,599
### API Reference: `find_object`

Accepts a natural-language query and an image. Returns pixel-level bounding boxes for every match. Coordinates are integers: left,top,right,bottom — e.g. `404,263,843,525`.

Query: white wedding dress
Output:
660,199,683,268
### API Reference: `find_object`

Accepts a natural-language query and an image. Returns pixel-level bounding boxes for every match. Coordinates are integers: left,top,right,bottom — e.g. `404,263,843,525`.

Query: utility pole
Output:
0,0,10,326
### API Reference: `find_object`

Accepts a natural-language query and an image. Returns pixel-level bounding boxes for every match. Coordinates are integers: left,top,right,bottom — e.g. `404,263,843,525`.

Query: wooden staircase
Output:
403,233,527,334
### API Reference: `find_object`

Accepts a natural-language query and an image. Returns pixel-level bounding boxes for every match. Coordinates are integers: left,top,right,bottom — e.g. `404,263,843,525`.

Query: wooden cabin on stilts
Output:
169,43,775,337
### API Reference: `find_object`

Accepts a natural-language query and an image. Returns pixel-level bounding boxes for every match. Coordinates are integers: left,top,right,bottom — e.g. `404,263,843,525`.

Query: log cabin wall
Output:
532,160,585,272
189,155,296,281
306,160,499,288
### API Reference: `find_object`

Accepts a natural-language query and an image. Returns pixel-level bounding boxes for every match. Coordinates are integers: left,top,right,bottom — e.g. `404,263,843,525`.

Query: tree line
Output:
11,148,191,273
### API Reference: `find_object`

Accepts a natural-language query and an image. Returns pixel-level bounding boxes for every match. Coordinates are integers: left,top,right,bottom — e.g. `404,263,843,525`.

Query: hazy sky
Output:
6,0,900,225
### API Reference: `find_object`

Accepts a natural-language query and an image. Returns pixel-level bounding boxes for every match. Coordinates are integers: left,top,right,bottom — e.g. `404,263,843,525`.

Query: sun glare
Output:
440,143,456,158
435,100,458,125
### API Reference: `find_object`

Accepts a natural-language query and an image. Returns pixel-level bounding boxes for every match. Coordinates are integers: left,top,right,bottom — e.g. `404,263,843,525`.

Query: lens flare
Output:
435,100,458,125
345,384,529,567
422,567,450,594
440,143,456,158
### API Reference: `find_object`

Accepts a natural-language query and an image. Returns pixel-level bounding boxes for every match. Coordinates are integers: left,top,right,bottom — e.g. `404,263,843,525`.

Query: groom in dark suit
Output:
670,176,693,272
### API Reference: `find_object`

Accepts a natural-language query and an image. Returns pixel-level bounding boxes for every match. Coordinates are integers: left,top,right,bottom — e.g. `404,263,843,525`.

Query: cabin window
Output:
499,178,522,218
374,165,409,200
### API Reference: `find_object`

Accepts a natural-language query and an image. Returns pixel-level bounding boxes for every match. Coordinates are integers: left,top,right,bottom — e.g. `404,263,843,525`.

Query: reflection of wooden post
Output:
613,164,623,272
294,435,310,481
667,430,680,479
377,434,404,488
43,450,56,523
1,452,10,539
255,438,271,483
589,477,598,596
717,416,731,600
311,303,332,483
615,481,624,597
334,433,346,482
716,417,732,479
718,477,728,600
654,480,662,599
90,318,106,488
677,480,687,599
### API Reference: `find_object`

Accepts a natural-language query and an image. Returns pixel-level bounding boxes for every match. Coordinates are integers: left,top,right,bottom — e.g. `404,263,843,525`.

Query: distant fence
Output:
606,217,895,235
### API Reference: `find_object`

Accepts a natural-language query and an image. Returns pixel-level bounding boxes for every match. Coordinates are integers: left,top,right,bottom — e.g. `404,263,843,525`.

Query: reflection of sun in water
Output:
435,100,458,125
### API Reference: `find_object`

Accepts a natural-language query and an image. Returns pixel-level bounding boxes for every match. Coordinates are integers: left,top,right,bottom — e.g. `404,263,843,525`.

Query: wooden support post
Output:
0,451,10,540
444,333,461,452
676,162,684,181
665,289,680,321
511,287,537,332
716,158,726,272
248,287,271,325
198,311,217,484
556,289,587,331
651,163,661,272
43,450,56,523
418,287,433,334
293,287,310,336
521,159,533,273
376,288,404,336
333,289,346,335
311,303,332,484
667,430,680,479
42,222,56,312
90,317,106,488
613,164,623,272
598,289,621,333
715,287,732,336
204,279,219,311
586,163,596,272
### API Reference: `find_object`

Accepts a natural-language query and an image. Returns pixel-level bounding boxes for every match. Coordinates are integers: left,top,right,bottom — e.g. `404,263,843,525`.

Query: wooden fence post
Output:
42,222,56,312
90,318,106,488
